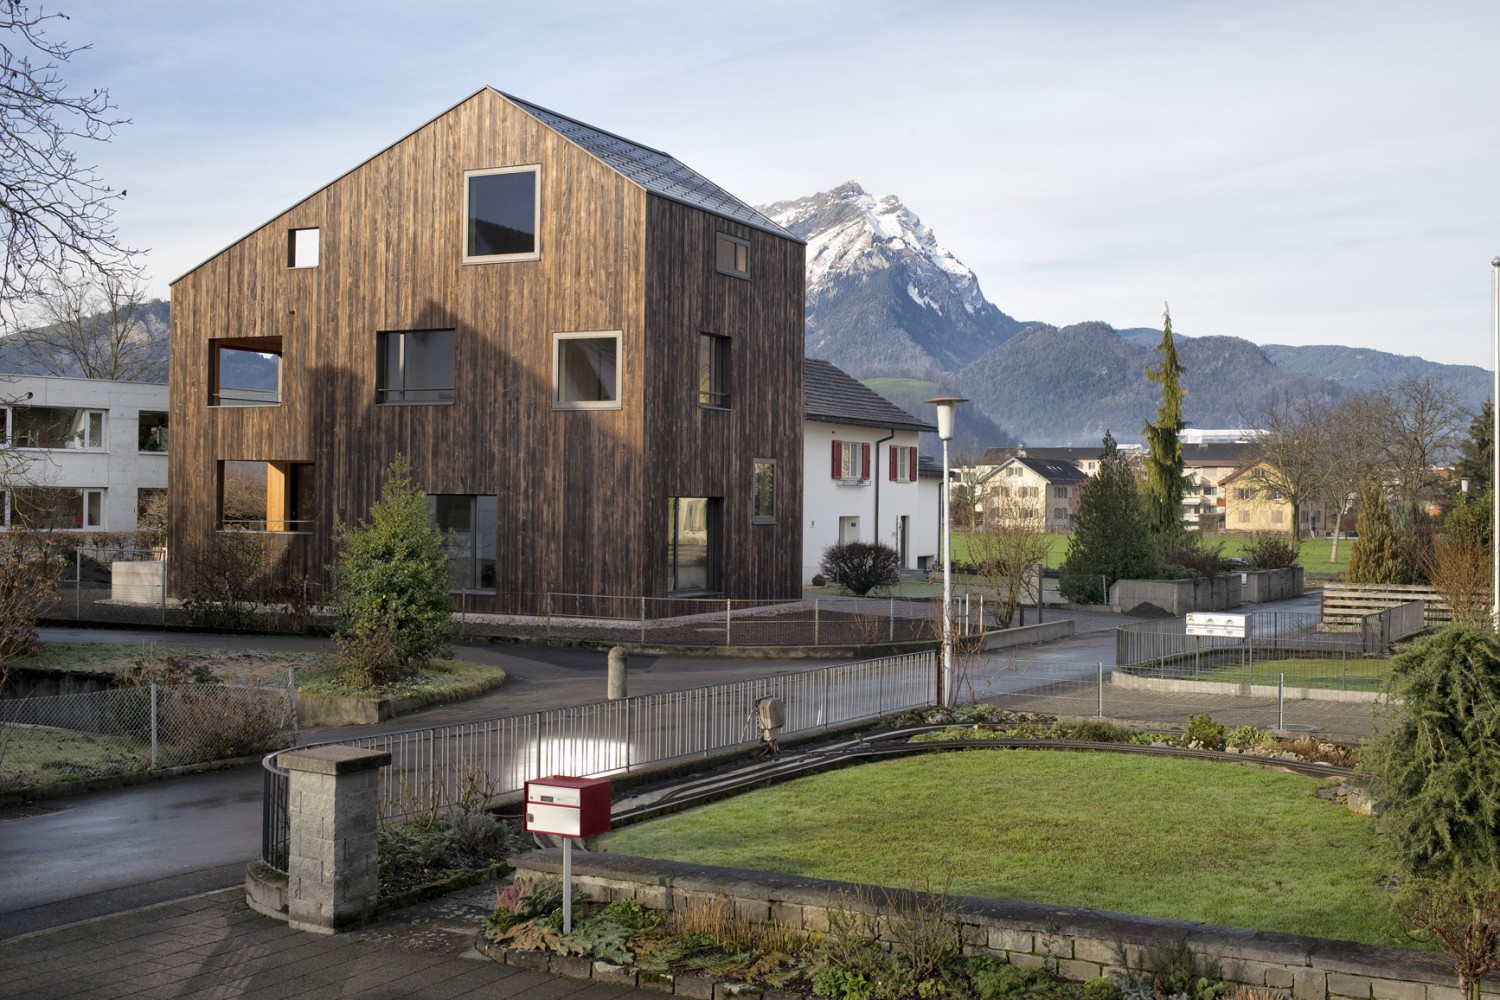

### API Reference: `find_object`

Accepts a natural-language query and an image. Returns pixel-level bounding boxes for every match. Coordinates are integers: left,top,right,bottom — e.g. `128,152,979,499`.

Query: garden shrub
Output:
1184,713,1226,751
819,541,900,596
811,573,827,588
1244,533,1300,570
1162,541,1228,580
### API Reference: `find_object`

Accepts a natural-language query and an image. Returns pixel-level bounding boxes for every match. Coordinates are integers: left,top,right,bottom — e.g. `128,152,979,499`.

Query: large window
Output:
464,166,539,262
9,406,103,449
698,334,729,408
211,338,282,406
378,329,456,403
10,487,103,529
715,233,749,278
554,332,621,409
138,411,168,452
219,460,313,532
668,497,719,593
752,460,775,523
430,494,496,591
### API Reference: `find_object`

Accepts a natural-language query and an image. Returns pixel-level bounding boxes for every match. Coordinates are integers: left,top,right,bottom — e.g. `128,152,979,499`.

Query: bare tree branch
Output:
16,266,166,380
0,3,136,323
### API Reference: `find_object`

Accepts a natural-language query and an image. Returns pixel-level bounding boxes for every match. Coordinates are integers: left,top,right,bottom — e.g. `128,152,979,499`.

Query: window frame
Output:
553,331,622,411
715,233,750,279
462,165,541,264
698,333,730,408
8,486,104,530
210,337,283,407
138,411,168,453
831,439,871,483
6,405,106,450
287,227,320,268
667,496,720,594
376,328,457,405
429,494,498,593
752,459,776,524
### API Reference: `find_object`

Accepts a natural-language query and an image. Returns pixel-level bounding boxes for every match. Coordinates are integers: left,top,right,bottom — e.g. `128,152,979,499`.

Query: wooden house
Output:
168,88,806,609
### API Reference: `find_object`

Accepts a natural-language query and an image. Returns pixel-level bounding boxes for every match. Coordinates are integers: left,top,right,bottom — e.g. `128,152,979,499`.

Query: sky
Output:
38,0,1500,368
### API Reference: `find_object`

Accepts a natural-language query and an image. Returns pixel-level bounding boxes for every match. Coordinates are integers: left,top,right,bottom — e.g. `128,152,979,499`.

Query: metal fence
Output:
260,650,938,868
1,681,297,779
1116,610,1387,669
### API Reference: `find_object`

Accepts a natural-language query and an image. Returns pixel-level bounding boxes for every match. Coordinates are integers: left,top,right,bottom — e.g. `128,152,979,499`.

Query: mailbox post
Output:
524,776,611,934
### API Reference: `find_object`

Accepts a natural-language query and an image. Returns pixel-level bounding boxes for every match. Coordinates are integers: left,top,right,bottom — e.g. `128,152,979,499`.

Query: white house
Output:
0,375,168,532
803,359,937,583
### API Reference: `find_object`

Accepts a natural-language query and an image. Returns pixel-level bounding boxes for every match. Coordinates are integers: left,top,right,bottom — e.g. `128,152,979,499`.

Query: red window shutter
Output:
889,445,898,481
909,447,918,481
831,440,842,479
861,443,871,481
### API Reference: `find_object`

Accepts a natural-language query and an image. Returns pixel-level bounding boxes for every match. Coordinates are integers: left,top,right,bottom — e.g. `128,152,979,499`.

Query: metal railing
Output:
1117,610,1377,669
260,650,938,868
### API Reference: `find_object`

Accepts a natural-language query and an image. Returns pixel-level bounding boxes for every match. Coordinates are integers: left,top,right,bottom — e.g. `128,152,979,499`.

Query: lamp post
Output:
924,395,966,706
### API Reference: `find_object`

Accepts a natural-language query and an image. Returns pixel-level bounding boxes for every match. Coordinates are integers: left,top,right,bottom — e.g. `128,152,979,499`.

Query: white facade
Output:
802,420,932,583
0,375,168,532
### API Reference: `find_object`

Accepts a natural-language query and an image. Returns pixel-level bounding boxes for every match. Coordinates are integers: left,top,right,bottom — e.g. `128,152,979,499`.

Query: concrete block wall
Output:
279,746,390,934
510,852,1476,1000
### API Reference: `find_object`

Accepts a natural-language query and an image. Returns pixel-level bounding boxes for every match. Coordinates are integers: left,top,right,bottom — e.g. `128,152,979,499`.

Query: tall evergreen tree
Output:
1059,432,1159,603
1346,476,1406,584
1454,400,1493,499
1142,304,1188,543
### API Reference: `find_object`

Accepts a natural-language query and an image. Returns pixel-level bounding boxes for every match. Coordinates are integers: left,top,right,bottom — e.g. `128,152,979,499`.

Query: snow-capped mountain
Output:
760,182,1022,376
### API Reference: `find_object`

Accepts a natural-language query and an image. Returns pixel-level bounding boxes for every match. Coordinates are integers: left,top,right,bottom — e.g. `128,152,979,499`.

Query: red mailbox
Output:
524,776,612,838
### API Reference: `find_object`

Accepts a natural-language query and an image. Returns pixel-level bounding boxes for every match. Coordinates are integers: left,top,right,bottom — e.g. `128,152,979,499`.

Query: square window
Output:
752,460,775,522
218,460,312,532
211,338,282,406
464,166,539,262
288,228,320,268
378,329,456,403
554,332,621,409
831,439,871,482
715,233,749,278
698,334,729,407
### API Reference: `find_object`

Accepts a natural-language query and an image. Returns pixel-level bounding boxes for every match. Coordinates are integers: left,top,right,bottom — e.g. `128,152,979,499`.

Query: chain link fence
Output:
1,681,297,787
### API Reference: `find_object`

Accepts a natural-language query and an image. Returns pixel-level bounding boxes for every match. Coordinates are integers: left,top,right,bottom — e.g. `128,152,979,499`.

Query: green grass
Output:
947,533,1351,576
602,750,1406,948
1,725,146,787
6,643,506,701
1191,656,1392,692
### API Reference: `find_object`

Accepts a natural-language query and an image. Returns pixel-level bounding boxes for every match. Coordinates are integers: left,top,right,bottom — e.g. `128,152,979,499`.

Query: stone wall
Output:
510,852,1475,1000
1112,575,1241,614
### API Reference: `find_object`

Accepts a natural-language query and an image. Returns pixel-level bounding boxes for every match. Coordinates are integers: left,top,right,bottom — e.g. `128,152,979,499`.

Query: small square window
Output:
288,228,320,268
715,233,749,278
464,166,540,262
698,334,729,407
554,332,621,409
211,338,282,406
752,460,775,523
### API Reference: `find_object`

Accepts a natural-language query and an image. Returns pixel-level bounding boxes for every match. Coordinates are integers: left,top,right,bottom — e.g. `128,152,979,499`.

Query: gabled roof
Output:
1219,459,1277,487
174,87,797,284
502,92,795,241
984,455,1088,485
804,358,937,434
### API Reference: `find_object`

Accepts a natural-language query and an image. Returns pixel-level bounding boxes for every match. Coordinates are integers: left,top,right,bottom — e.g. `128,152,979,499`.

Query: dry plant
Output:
1427,497,1491,627
665,892,806,955
0,528,64,664
1397,869,1500,1000
1227,988,1289,1000
967,494,1050,629
824,875,961,982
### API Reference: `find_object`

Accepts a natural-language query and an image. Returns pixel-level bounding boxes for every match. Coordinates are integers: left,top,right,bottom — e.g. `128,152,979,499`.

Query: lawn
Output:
602,750,1406,948
947,533,1351,576
7,642,506,702
0,725,146,787
1191,655,1391,692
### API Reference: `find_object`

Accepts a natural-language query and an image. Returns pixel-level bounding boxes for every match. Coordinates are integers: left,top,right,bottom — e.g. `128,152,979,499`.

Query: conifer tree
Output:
1454,400,1493,499
1346,476,1406,584
331,455,453,685
1142,305,1188,544
1059,432,1159,603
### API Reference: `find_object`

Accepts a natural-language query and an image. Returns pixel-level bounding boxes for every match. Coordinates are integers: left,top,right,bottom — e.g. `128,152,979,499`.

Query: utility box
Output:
524,776,612,838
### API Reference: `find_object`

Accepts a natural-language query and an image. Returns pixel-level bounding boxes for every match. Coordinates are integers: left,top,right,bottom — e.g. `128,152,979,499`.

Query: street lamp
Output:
924,394,966,707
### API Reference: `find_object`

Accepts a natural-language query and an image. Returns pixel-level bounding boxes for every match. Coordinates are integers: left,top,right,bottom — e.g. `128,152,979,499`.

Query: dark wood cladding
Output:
170,89,803,605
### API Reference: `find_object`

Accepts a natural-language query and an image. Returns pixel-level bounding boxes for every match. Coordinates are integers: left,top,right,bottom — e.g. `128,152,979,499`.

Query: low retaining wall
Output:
110,560,165,605
1112,576,1241,614
1110,671,1382,704
509,852,1465,1000
1239,567,1305,603
981,620,1074,650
